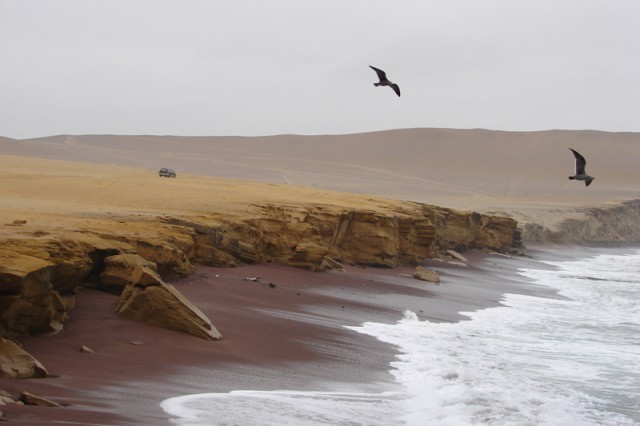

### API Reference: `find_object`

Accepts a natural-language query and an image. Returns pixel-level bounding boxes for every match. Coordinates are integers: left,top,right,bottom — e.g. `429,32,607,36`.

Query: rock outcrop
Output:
0,222,195,338
413,266,440,283
18,391,63,407
116,280,222,341
0,389,15,405
1,201,517,339
520,199,640,243
100,254,163,290
421,206,517,252
0,338,48,378
180,203,514,270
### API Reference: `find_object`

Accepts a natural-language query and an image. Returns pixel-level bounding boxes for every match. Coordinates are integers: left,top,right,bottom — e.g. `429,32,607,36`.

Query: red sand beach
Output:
0,248,565,425
2,129,639,424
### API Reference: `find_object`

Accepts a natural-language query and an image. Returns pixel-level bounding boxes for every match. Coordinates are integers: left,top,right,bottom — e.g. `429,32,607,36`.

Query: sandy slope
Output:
0,153,420,235
1,128,638,229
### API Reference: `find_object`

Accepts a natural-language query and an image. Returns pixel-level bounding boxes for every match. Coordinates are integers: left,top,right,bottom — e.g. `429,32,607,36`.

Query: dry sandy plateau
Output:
2,128,639,233
0,128,639,424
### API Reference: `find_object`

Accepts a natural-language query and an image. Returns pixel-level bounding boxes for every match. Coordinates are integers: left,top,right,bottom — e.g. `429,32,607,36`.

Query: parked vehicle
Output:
158,167,176,178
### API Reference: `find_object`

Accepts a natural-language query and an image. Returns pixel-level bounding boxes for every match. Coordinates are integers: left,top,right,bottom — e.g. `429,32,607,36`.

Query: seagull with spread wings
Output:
369,65,401,97
568,148,595,187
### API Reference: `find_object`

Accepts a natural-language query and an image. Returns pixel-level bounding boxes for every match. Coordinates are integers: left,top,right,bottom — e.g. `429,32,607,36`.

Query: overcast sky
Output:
1,0,639,139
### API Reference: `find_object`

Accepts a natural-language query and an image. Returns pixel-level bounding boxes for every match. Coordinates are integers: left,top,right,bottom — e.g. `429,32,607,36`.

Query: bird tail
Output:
585,178,594,187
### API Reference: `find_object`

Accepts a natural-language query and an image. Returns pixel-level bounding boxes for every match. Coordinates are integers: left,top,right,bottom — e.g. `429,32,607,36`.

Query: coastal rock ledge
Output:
0,201,516,339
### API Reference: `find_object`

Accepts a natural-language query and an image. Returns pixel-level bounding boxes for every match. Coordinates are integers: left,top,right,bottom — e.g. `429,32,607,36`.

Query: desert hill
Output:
2,128,638,209
2,128,639,238
0,128,639,386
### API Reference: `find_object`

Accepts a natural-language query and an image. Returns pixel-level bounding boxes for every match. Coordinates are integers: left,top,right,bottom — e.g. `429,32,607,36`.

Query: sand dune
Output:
1,128,638,228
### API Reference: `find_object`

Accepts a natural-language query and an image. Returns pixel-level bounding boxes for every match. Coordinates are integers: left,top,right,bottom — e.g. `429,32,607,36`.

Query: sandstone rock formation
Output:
446,250,468,262
421,207,517,253
18,391,63,407
116,281,222,341
0,222,195,338
413,266,440,284
179,203,512,271
79,345,94,354
1,199,517,339
100,254,163,290
0,338,48,379
520,199,640,243
0,390,15,405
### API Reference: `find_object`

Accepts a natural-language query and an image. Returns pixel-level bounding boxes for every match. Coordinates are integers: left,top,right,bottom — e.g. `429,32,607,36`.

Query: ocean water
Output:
161,249,640,425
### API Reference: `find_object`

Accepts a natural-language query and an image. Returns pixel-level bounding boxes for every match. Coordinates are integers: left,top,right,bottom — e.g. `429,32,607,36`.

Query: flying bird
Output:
568,148,595,187
369,65,400,97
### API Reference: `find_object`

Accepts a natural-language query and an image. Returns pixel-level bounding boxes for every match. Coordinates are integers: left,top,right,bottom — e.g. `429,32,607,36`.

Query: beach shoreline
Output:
2,243,614,425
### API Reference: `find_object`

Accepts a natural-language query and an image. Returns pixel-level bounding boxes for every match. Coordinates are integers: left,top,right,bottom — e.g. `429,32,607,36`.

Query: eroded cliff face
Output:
520,199,640,244
420,205,518,252
0,222,196,338
0,202,516,339
178,205,440,269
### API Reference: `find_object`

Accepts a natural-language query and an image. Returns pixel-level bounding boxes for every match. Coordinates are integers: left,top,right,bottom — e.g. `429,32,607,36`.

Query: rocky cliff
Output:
0,201,516,341
519,199,640,244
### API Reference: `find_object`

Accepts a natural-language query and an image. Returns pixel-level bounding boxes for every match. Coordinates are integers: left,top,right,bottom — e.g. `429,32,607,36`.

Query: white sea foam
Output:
161,390,403,425
161,250,640,425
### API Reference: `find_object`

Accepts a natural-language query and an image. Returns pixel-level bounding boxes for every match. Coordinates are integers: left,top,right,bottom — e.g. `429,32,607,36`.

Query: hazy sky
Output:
1,0,639,139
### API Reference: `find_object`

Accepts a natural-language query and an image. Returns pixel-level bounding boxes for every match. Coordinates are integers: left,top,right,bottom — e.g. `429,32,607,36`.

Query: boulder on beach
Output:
116,281,222,341
18,391,63,407
446,250,468,262
0,390,15,405
413,266,441,284
0,338,48,379
100,254,163,290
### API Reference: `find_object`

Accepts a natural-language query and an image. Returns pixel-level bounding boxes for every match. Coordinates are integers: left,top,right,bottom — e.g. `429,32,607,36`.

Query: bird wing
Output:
391,83,401,97
369,65,387,82
569,148,587,175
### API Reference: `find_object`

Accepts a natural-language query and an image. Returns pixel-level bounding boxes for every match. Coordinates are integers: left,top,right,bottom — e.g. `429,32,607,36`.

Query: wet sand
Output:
0,247,566,425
